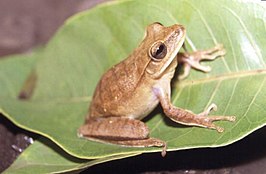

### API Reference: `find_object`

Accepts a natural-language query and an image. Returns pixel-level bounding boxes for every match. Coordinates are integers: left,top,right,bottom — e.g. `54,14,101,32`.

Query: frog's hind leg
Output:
78,117,167,156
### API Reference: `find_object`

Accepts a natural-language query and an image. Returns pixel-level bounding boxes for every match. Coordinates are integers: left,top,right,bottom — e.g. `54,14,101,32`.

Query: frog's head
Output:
144,22,186,78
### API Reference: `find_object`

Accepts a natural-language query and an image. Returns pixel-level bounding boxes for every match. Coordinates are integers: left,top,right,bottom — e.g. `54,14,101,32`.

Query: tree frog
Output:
78,22,235,156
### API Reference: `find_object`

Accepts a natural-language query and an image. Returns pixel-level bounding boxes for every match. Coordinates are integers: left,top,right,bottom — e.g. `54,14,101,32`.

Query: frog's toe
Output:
198,103,217,116
215,126,224,133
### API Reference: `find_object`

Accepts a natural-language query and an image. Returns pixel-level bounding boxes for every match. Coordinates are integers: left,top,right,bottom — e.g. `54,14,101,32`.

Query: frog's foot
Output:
178,44,226,80
109,138,167,157
196,103,236,133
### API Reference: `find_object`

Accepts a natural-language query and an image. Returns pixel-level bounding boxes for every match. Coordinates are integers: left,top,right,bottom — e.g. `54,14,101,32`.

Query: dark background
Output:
1,0,266,173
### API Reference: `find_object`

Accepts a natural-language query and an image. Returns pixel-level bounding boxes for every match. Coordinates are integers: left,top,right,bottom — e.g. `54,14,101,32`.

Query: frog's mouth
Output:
151,27,186,78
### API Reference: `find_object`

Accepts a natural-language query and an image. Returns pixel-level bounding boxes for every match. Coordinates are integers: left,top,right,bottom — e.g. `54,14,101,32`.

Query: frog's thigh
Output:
79,117,149,140
78,117,165,149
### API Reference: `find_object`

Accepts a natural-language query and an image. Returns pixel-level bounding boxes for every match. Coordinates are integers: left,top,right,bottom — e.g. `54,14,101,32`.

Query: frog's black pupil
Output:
156,45,164,56
152,43,166,59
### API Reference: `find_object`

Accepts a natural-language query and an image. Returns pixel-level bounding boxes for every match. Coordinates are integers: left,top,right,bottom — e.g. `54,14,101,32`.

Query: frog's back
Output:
88,48,151,119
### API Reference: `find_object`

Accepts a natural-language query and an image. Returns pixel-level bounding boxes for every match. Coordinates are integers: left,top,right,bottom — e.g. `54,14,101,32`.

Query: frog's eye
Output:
149,42,167,61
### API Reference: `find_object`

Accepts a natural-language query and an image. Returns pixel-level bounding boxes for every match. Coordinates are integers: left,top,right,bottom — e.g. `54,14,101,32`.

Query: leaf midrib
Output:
177,68,266,88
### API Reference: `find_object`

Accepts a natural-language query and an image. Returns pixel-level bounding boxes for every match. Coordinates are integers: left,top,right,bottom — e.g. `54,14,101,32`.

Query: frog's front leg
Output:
154,88,236,132
78,117,167,156
177,44,226,80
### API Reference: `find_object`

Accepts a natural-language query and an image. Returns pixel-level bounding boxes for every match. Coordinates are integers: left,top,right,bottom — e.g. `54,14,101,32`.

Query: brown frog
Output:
78,22,235,156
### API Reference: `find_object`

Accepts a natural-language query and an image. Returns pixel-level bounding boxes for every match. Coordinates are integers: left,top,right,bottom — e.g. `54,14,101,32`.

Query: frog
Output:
78,22,236,156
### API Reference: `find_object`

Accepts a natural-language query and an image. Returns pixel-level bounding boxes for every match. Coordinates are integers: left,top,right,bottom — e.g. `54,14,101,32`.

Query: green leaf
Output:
3,138,139,174
0,51,139,173
1,0,266,159
0,53,38,98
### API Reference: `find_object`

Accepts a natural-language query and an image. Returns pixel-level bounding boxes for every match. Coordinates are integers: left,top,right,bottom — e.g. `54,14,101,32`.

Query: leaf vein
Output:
177,69,266,88
204,80,222,110
220,17,239,71
222,78,239,115
223,6,265,66
242,76,266,119
185,1,231,72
